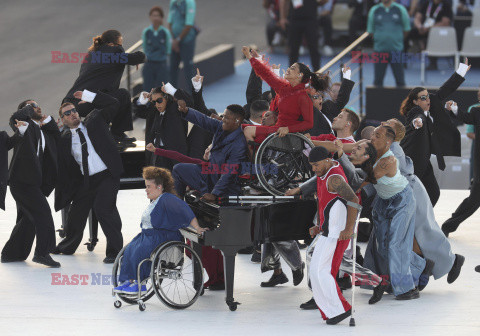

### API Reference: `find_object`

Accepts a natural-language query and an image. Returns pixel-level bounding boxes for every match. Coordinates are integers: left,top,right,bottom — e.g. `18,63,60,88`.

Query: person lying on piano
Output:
171,99,248,290
114,166,206,294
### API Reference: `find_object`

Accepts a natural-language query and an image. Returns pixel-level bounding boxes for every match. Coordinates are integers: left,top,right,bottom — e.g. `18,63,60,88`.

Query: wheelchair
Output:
243,132,316,196
112,240,204,311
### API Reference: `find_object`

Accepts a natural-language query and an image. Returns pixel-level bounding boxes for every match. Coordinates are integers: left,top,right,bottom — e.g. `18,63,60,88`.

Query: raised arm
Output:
436,61,470,102
178,100,221,134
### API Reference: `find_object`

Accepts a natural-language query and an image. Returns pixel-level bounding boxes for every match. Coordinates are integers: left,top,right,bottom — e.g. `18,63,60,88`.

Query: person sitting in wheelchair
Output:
114,166,206,294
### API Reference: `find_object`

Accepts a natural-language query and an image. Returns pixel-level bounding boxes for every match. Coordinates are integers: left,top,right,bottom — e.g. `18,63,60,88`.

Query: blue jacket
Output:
184,108,247,196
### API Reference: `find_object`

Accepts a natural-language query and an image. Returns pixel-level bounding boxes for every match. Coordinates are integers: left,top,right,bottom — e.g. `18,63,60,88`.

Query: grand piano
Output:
181,192,317,311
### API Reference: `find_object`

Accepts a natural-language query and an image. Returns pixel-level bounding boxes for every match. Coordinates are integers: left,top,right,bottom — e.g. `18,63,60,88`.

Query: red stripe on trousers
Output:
319,238,352,320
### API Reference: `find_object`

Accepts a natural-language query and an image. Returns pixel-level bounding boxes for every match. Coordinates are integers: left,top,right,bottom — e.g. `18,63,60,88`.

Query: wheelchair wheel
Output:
254,133,315,196
151,241,203,310
111,246,156,305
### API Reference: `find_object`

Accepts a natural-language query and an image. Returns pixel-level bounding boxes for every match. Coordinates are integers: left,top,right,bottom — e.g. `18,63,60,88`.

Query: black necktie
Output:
425,113,446,171
76,128,90,186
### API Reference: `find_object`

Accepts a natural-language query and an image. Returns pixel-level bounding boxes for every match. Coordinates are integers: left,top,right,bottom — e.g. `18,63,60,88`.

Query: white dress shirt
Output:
70,123,107,176
18,116,51,156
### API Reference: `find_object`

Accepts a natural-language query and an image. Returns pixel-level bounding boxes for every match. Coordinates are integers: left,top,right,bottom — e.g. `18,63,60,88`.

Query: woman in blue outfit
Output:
114,166,205,294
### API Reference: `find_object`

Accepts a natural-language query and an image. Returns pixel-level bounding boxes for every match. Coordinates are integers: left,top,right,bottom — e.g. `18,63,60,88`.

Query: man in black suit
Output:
442,101,480,236
1,100,60,267
54,90,123,263
0,131,15,211
308,67,355,137
400,61,470,206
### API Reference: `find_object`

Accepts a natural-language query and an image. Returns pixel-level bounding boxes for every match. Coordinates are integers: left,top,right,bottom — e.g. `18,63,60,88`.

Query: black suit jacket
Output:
401,72,464,176
0,131,16,210
55,91,123,211
8,106,60,196
65,45,145,99
308,78,355,136
134,90,191,164
188,86,215,159
455,106,480,181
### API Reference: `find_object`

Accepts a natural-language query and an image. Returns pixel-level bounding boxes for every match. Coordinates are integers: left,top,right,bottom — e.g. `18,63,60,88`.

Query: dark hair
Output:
18,99,34,110
343,108,360,133
250,100,269,119
142,166,177,196
59,102,75,117
226,104,246,120
151,86,173,103
399,87,426,116
361,142,378,184
296,63,331,92
381,125,396,142
88,29,122,52
149,5,164,17
208,108,218,115
261,90,273,103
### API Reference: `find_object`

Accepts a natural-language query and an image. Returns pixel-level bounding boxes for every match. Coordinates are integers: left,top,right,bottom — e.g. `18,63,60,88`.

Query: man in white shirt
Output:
54,90,123,263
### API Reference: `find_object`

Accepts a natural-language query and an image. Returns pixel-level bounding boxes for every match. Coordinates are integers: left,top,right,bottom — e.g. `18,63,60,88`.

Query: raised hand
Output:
192,68,204,84
413,117,423,129
242,46,252,60
14,119,27,129
73,91,86,104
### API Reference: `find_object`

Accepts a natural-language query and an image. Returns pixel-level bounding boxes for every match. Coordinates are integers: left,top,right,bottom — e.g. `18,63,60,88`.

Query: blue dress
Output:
118,192,195,282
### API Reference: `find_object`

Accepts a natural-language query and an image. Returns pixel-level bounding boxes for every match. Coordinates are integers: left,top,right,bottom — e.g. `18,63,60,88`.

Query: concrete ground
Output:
0,188,478,335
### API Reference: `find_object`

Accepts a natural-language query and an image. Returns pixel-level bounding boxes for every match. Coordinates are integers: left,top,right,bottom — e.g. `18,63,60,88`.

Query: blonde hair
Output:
390,118,406,141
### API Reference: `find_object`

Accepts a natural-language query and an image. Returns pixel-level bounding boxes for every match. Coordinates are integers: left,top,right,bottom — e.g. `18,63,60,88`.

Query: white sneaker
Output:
322,45,333,56
299,46,307,56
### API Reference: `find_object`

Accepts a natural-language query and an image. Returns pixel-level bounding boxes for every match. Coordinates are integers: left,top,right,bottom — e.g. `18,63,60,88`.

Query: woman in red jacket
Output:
241,46,330,144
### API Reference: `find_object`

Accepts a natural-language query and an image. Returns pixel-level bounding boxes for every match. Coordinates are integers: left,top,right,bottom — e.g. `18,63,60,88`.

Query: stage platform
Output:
0,189,478,335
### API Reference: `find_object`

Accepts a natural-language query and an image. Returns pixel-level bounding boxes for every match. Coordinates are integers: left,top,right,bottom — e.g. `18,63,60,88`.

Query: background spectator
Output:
264,0,286,50
368,0,411,87
142,6,172,92
168,0,197,88
318,0,334,56
348,0,378,46
409,0,453,70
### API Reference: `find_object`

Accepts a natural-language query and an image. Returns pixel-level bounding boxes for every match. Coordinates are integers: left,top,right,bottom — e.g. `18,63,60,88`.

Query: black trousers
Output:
56,171,123,258
1,182,56,259
288,19,320,71
442,181,480,233
64,88,133,135
418,161,440,207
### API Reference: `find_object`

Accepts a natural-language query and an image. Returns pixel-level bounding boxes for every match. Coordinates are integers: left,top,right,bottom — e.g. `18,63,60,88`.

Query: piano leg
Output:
191,241,204,295
221,248,240,311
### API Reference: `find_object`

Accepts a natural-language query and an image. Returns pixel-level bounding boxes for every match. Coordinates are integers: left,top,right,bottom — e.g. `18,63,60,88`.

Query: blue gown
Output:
118,192,195,282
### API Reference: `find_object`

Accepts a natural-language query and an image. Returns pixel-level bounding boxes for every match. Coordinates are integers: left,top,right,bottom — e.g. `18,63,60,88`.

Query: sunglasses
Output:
62,107,78,116
153,98,164,104
417,94,429,101
30,102,39,108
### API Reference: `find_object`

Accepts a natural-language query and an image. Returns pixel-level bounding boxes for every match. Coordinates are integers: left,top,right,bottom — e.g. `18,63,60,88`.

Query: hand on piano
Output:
146,143,156,152
201,193,217,203
285,187,301,196
309,226,320,238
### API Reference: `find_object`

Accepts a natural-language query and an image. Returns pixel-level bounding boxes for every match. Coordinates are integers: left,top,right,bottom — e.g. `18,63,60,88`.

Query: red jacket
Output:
250,58,313,133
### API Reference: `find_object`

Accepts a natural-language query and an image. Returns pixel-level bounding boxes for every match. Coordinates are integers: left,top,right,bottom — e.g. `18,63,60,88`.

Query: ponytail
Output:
88,29,122,52
296,62,331,92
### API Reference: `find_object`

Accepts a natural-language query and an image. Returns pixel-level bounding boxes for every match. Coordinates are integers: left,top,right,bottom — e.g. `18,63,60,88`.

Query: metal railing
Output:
317,32,370,117
122,39,143,95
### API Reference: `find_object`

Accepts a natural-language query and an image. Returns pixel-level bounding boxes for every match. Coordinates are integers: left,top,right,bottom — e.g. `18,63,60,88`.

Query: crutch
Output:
346,201,362,327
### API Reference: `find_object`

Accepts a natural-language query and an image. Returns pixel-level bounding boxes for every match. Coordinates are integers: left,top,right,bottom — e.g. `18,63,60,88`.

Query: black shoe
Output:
337,276,352,290
32,254,61,268
369,283,389,304
447,254,465,284
441,224,451,237
292,262,305,286
113,133,136,143
475,265,480,273
395,288,420,300
296,240,308,249
103,257,116,264
418,259,435,291
1,255,25,263
326,309,351,325
208,282,225,290
300,297,317,310
260,272,289,287
250,250,261,263
238,246,254,254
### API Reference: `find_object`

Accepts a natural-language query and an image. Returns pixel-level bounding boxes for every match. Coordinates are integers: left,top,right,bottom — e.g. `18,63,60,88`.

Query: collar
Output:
70,122,85,133
319,161,340,180
149,24,162,33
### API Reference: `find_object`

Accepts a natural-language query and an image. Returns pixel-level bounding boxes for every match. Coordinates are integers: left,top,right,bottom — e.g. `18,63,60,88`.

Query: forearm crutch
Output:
346,201,362,327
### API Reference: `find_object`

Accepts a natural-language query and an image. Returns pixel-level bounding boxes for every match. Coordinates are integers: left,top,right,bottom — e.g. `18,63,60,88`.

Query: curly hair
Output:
142,166,177,196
